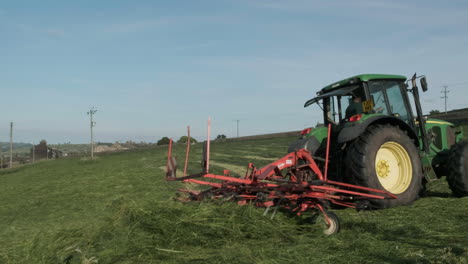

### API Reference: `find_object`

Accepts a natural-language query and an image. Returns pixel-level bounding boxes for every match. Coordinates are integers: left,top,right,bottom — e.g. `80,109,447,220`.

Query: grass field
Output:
0,136,467,264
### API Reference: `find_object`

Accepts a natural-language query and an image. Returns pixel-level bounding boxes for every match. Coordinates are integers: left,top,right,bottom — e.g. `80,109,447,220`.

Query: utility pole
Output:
9,122,13,168
236,120,240,138
87,107,98,159
441,85,450,114
32,142,35,163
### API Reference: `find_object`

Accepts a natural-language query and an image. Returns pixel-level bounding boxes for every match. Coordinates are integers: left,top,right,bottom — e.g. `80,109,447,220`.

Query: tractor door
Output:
367,80,415,128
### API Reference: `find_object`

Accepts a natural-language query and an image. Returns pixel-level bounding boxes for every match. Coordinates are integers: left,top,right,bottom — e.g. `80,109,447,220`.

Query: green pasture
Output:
0,136,467,263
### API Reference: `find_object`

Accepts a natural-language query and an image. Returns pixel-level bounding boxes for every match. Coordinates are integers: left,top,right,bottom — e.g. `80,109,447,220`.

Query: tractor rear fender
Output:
337,116,419,146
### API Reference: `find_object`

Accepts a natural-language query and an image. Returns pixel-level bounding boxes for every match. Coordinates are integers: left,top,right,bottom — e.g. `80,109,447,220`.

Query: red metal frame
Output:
324,123,331,180
165,124,397,226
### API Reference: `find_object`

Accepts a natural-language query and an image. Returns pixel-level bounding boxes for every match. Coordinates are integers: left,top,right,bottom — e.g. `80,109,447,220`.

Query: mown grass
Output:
0,137,467,264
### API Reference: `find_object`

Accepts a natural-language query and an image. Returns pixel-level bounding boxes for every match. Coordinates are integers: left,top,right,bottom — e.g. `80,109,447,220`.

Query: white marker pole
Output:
206,117,211,173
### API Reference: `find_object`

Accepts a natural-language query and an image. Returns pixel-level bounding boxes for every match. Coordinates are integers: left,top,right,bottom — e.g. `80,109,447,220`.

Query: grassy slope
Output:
0,137,467,264
463,125,468,139
48,144,91,154
0,143,32,156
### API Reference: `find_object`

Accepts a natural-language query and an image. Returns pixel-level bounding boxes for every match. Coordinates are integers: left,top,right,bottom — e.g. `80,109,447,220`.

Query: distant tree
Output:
157,137,171,145
177,136,198,144
39,140,47,146
215,134,227,142
429,110,441,115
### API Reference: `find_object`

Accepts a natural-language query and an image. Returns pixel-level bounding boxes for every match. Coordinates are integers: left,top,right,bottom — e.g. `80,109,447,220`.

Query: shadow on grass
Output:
423,191,452,198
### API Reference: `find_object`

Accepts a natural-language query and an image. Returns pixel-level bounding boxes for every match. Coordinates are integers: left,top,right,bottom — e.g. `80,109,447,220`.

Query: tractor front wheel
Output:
345,124,423,208
446,141,468,197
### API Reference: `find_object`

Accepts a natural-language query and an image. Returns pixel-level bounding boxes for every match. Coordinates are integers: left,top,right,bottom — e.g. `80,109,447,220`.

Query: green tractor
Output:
289,74,468,208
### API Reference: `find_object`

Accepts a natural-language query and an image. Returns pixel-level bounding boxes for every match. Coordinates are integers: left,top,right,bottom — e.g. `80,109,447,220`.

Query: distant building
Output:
427,107,468,125
30,140,63,160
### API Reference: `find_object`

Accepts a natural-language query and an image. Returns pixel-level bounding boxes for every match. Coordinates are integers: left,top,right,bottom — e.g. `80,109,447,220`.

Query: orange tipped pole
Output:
206,117,211,173
166,138,173,174
183,126,191,176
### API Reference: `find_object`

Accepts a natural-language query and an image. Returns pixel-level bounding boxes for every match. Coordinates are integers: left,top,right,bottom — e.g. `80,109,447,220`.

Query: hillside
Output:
0,136,467,263
0,142,32,156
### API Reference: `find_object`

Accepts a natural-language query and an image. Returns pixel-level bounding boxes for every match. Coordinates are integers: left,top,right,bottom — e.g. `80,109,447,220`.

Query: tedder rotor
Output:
165,123,396,235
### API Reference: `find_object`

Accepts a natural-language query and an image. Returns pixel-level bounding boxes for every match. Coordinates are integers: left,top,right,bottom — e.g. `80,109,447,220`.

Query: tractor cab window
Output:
368,80,411,123
340,95,353,118
342,88,365,119
368,84,389,115
313,85,364,125
324,86,364,125
386,84,410,121
327,96,340,124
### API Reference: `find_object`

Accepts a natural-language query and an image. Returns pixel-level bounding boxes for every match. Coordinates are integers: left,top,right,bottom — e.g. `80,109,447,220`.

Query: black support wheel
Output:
345,124,423,208
319,211,340,235
446,141,468,197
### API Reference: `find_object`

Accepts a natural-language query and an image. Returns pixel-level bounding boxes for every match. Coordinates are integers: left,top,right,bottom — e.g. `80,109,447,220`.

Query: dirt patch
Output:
94,143,129,153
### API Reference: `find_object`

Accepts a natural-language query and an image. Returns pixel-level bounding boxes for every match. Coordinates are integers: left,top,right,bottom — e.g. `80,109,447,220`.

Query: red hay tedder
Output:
165,122,396,235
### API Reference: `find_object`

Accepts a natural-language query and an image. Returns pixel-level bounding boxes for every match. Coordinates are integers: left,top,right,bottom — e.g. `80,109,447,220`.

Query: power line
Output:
441,86,450,114
442,81,468,87
432,80,468,88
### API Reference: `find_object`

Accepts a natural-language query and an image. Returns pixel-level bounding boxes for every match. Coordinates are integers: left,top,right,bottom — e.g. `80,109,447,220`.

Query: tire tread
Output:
446,141,468,197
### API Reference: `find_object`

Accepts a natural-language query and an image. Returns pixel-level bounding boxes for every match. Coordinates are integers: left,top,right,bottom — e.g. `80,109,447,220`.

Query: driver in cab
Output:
345,95,363,119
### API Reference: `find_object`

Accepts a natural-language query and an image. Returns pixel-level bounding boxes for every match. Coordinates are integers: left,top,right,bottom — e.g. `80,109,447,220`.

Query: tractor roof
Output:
304,74,407,107
321,74,407,93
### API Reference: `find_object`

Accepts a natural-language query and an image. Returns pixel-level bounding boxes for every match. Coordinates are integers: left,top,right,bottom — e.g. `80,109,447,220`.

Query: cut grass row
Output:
0,136,467,263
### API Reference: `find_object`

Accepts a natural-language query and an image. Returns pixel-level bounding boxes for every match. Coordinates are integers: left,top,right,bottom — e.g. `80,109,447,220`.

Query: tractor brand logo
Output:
278,163,285,169
286,160,292,165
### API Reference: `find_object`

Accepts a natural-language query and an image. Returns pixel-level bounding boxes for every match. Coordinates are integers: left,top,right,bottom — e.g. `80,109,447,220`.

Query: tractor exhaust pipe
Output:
410,73,429,153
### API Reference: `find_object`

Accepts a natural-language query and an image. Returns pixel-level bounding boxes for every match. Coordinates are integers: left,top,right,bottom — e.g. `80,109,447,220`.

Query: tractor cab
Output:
305,74,415,128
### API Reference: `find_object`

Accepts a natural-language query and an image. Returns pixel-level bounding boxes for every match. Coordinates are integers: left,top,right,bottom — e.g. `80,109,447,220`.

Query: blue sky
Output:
1,0,468,144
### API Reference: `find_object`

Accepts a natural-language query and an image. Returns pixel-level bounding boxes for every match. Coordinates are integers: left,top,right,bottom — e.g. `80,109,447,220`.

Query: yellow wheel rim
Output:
375,142,412,194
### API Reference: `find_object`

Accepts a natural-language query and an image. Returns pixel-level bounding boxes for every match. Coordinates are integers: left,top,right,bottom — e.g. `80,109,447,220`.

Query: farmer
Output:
345,95,363,119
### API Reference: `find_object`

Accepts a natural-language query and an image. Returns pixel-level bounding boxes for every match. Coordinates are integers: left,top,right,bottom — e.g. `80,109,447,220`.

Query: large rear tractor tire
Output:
345,124,423,208
446,141,468,197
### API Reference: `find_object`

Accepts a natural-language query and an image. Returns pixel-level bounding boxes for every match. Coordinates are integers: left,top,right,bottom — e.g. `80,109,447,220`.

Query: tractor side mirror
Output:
420,77,428,92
